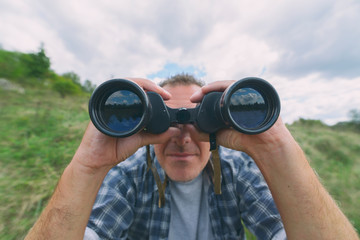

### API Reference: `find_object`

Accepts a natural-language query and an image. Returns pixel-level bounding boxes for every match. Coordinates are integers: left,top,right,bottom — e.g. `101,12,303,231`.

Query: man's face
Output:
153,84,211,182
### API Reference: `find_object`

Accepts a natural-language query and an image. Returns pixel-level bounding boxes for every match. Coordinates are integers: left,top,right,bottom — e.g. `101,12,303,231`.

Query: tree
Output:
82,79,96,93
23,44,51,78
62,72,81,86
348,109,360,124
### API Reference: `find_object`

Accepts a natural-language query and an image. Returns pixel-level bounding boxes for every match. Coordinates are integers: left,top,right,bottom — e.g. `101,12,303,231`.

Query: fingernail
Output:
161,88,172,97
190,90,202,100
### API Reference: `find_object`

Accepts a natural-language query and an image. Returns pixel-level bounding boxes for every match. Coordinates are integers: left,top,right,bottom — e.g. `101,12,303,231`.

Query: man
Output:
25,74,358,239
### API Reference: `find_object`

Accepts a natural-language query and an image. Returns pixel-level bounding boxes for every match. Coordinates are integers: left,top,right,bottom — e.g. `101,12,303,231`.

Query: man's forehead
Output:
163,84,200,108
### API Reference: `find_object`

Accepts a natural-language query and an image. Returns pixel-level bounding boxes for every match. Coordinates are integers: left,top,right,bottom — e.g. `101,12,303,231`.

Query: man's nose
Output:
172,124,192,145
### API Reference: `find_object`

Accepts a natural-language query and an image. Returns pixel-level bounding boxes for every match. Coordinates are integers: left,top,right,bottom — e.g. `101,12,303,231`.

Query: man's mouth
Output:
167,153,195,157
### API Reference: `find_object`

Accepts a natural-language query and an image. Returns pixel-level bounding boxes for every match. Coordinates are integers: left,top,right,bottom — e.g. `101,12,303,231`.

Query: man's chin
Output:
167,169,200,182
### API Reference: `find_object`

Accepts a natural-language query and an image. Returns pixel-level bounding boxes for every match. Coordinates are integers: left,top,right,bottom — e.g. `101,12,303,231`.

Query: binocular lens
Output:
221,77,280,134
89,79,150,137
229,88,267,129
102,90,143,133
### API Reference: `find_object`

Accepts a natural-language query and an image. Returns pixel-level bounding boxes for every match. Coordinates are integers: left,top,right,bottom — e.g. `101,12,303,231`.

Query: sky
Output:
1,0,360,125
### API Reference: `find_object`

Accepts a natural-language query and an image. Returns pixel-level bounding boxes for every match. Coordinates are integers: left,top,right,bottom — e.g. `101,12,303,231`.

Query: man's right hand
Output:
25,78,181,240
73,78,181,174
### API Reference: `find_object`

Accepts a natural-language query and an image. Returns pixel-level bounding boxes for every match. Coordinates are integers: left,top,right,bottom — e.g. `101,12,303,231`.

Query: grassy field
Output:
0,83,90,239
1,82,359,239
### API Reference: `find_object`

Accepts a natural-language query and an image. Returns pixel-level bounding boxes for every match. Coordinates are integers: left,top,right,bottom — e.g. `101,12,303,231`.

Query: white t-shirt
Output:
168,173,215,240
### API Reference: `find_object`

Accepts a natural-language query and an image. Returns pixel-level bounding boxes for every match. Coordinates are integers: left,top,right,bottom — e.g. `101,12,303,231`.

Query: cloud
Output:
106,90,142,106
230,89,265,105
3,0,359,81
147,63,206,82
1,0,359,124
272,74,360,125
254,0,360,79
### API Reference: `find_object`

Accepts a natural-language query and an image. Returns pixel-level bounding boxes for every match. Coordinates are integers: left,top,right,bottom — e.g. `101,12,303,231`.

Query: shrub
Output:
52,77,82,98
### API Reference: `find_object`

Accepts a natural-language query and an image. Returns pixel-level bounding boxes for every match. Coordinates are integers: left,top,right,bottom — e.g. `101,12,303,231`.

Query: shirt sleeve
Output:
272,228,287,240
86,165,136,240
224,149,286,239
84,227,100,240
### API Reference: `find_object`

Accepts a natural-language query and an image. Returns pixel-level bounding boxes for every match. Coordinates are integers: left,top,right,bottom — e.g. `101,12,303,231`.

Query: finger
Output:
81,121,112,146
202,80,236,93
190,80,235,102
126,77,172,100
215,129,244,151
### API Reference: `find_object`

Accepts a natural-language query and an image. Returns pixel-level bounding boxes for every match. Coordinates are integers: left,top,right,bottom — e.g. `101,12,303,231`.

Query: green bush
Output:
0,47,51,81
0,49,27,79
52,76,83,98
0,47,95,94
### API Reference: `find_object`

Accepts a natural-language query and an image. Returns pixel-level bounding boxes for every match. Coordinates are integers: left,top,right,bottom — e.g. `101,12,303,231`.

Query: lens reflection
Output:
102,90,143,132
229,88,267,129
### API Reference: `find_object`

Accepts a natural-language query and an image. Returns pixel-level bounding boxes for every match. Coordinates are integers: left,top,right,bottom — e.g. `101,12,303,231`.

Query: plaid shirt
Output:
87,146,285,239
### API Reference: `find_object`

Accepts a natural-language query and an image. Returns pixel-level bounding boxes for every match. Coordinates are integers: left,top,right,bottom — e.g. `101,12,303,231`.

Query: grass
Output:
0,84,359,239
0,86,89,239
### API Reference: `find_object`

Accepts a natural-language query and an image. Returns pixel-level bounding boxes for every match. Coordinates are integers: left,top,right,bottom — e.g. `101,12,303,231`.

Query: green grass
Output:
0,83,359,239
0,86,89,239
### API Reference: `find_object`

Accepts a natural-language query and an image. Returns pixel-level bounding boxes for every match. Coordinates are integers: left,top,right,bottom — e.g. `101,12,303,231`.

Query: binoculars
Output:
88,77,281,137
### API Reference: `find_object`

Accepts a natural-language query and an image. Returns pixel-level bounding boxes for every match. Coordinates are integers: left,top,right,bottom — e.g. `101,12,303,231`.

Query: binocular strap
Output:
212,147,222,195
210,133,222,195
146,145,168,208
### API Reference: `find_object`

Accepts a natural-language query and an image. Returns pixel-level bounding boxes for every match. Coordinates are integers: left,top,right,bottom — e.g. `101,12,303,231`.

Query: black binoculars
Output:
88,77,281,137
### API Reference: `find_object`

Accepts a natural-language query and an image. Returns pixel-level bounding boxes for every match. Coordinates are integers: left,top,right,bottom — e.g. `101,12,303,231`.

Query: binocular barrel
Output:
88,77,281,137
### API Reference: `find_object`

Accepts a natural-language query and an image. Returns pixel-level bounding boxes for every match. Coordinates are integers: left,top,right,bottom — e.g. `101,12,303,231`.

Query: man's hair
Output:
159,73,205,87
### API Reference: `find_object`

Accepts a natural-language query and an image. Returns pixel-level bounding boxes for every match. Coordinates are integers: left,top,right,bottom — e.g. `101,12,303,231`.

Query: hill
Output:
0,47,96,97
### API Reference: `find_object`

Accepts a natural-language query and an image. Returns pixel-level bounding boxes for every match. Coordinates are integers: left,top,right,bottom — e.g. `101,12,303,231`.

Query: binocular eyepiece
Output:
88,77,281,137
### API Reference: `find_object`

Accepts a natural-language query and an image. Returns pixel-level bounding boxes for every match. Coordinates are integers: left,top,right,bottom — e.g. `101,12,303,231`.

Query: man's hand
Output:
191,80,359,239
25,78,181,240
74,78,181,173
190,80,290,158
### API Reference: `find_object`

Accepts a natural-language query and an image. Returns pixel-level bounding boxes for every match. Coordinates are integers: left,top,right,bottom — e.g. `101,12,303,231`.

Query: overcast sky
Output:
1,0,360,125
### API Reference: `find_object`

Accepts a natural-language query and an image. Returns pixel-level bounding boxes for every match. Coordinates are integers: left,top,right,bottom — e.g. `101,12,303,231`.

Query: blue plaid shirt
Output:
87,146,285,239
